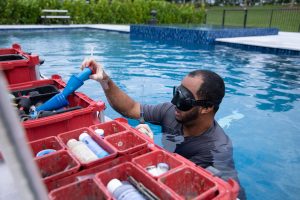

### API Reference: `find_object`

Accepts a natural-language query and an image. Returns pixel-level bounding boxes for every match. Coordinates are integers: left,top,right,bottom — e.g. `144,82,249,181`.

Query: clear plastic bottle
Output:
107,179,146,200
79,132,109,158
67,139,98,163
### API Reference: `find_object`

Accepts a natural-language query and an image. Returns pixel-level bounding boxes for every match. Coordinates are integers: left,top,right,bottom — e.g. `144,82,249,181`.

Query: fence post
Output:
269,9,274,28
148,10,157,25
243,9,248,28
222,9,226,27
204,9,207,24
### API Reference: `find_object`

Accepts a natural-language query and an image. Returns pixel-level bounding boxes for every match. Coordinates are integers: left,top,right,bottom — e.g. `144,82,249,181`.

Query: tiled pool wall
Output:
130,25,279,45
130,25,300,55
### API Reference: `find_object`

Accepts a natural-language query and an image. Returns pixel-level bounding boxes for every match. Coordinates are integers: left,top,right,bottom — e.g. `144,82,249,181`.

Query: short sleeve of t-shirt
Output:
142,102,174,125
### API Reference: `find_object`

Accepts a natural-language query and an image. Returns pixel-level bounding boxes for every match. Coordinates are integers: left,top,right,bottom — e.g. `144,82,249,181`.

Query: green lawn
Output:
205,5,300,32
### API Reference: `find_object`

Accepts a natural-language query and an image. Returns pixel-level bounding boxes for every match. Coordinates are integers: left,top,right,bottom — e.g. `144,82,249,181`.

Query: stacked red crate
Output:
28,118,239,200
0,43,41,85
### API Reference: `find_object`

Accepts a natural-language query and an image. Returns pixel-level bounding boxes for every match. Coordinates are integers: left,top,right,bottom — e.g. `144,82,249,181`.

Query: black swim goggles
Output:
171,85,213,111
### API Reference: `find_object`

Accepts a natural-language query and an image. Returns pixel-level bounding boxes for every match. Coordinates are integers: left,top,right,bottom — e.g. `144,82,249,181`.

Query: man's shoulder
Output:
210,121,233,152
210,121,228,137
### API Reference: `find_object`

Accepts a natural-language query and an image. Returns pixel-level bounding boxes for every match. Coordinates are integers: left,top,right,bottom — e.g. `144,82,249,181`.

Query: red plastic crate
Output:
105,131,148,155
9,76,106,142
58,127,117,168
49,178,110,200
29,136,65,158
0,44,41,85
45,147,153,192
9,74,66,90
158,166,218,200
132,150,184,179
171,154,240,200
35,150,80,183
113,118,155,143
95,162,175,200
89,120,128,137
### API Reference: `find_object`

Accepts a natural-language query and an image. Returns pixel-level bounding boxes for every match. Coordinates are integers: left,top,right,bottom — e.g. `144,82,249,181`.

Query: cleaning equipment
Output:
35,48,96,114
67,139,98,163
79,132,109,158
34,67,93,113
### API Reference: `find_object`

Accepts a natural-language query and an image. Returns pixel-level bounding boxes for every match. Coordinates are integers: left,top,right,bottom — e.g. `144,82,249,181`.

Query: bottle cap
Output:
79,132,90,141
67,139,78,148
157,162,169,170
95,129,104,137
107,178,122,194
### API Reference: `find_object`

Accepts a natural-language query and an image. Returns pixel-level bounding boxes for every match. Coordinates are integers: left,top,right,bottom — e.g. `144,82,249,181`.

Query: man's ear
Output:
200,106,214,114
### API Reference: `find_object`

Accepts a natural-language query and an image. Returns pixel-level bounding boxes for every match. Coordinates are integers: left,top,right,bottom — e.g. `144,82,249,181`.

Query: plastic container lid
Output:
67,139,78,148
36,149,56,157
107,178,123,194
79,132,90,141
157,162,169,172
95,129,104,137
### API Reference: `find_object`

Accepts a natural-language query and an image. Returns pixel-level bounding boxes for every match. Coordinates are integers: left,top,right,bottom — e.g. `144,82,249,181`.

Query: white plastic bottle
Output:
107,179,146,200
67,139,98,163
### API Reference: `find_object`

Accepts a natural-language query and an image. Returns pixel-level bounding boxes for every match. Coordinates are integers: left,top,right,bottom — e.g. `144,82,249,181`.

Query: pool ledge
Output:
216,32,300,53
0,24,130,33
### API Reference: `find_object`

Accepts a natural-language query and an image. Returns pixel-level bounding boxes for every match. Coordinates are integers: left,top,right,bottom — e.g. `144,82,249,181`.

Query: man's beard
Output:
175,107,199,125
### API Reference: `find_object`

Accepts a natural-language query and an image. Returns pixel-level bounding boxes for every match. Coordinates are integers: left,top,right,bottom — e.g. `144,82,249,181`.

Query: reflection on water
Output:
162,131,184,153
1,29,300,200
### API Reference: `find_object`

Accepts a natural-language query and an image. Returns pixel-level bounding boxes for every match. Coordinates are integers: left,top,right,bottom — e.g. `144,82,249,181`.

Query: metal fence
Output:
204,8,300,32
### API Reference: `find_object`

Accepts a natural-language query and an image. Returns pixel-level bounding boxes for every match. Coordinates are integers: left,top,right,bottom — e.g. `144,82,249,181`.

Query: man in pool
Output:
81,58,246,199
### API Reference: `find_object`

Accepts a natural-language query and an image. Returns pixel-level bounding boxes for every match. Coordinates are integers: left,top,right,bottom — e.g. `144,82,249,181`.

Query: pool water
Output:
1,29,300,200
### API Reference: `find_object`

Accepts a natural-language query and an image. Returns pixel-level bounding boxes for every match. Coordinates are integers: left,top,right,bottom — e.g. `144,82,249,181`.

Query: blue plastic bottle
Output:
79,132,109,158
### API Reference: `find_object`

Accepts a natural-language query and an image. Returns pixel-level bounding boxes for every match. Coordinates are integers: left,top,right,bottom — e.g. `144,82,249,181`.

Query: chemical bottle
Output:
79,132,109,158
107,178,146,200
67,139,98,163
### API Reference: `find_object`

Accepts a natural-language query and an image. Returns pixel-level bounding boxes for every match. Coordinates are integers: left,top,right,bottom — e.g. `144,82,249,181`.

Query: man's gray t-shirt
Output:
142,102,246,199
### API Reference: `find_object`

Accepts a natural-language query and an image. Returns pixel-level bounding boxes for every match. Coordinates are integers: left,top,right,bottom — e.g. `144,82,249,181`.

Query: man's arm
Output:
81,58,140,119
101,73,140,119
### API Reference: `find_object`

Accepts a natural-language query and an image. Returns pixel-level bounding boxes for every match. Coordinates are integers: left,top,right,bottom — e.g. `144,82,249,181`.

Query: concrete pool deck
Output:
0,24,299,52
216,32,300,52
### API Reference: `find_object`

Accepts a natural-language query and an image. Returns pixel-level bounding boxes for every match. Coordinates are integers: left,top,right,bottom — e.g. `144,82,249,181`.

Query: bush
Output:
0,0,205,25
